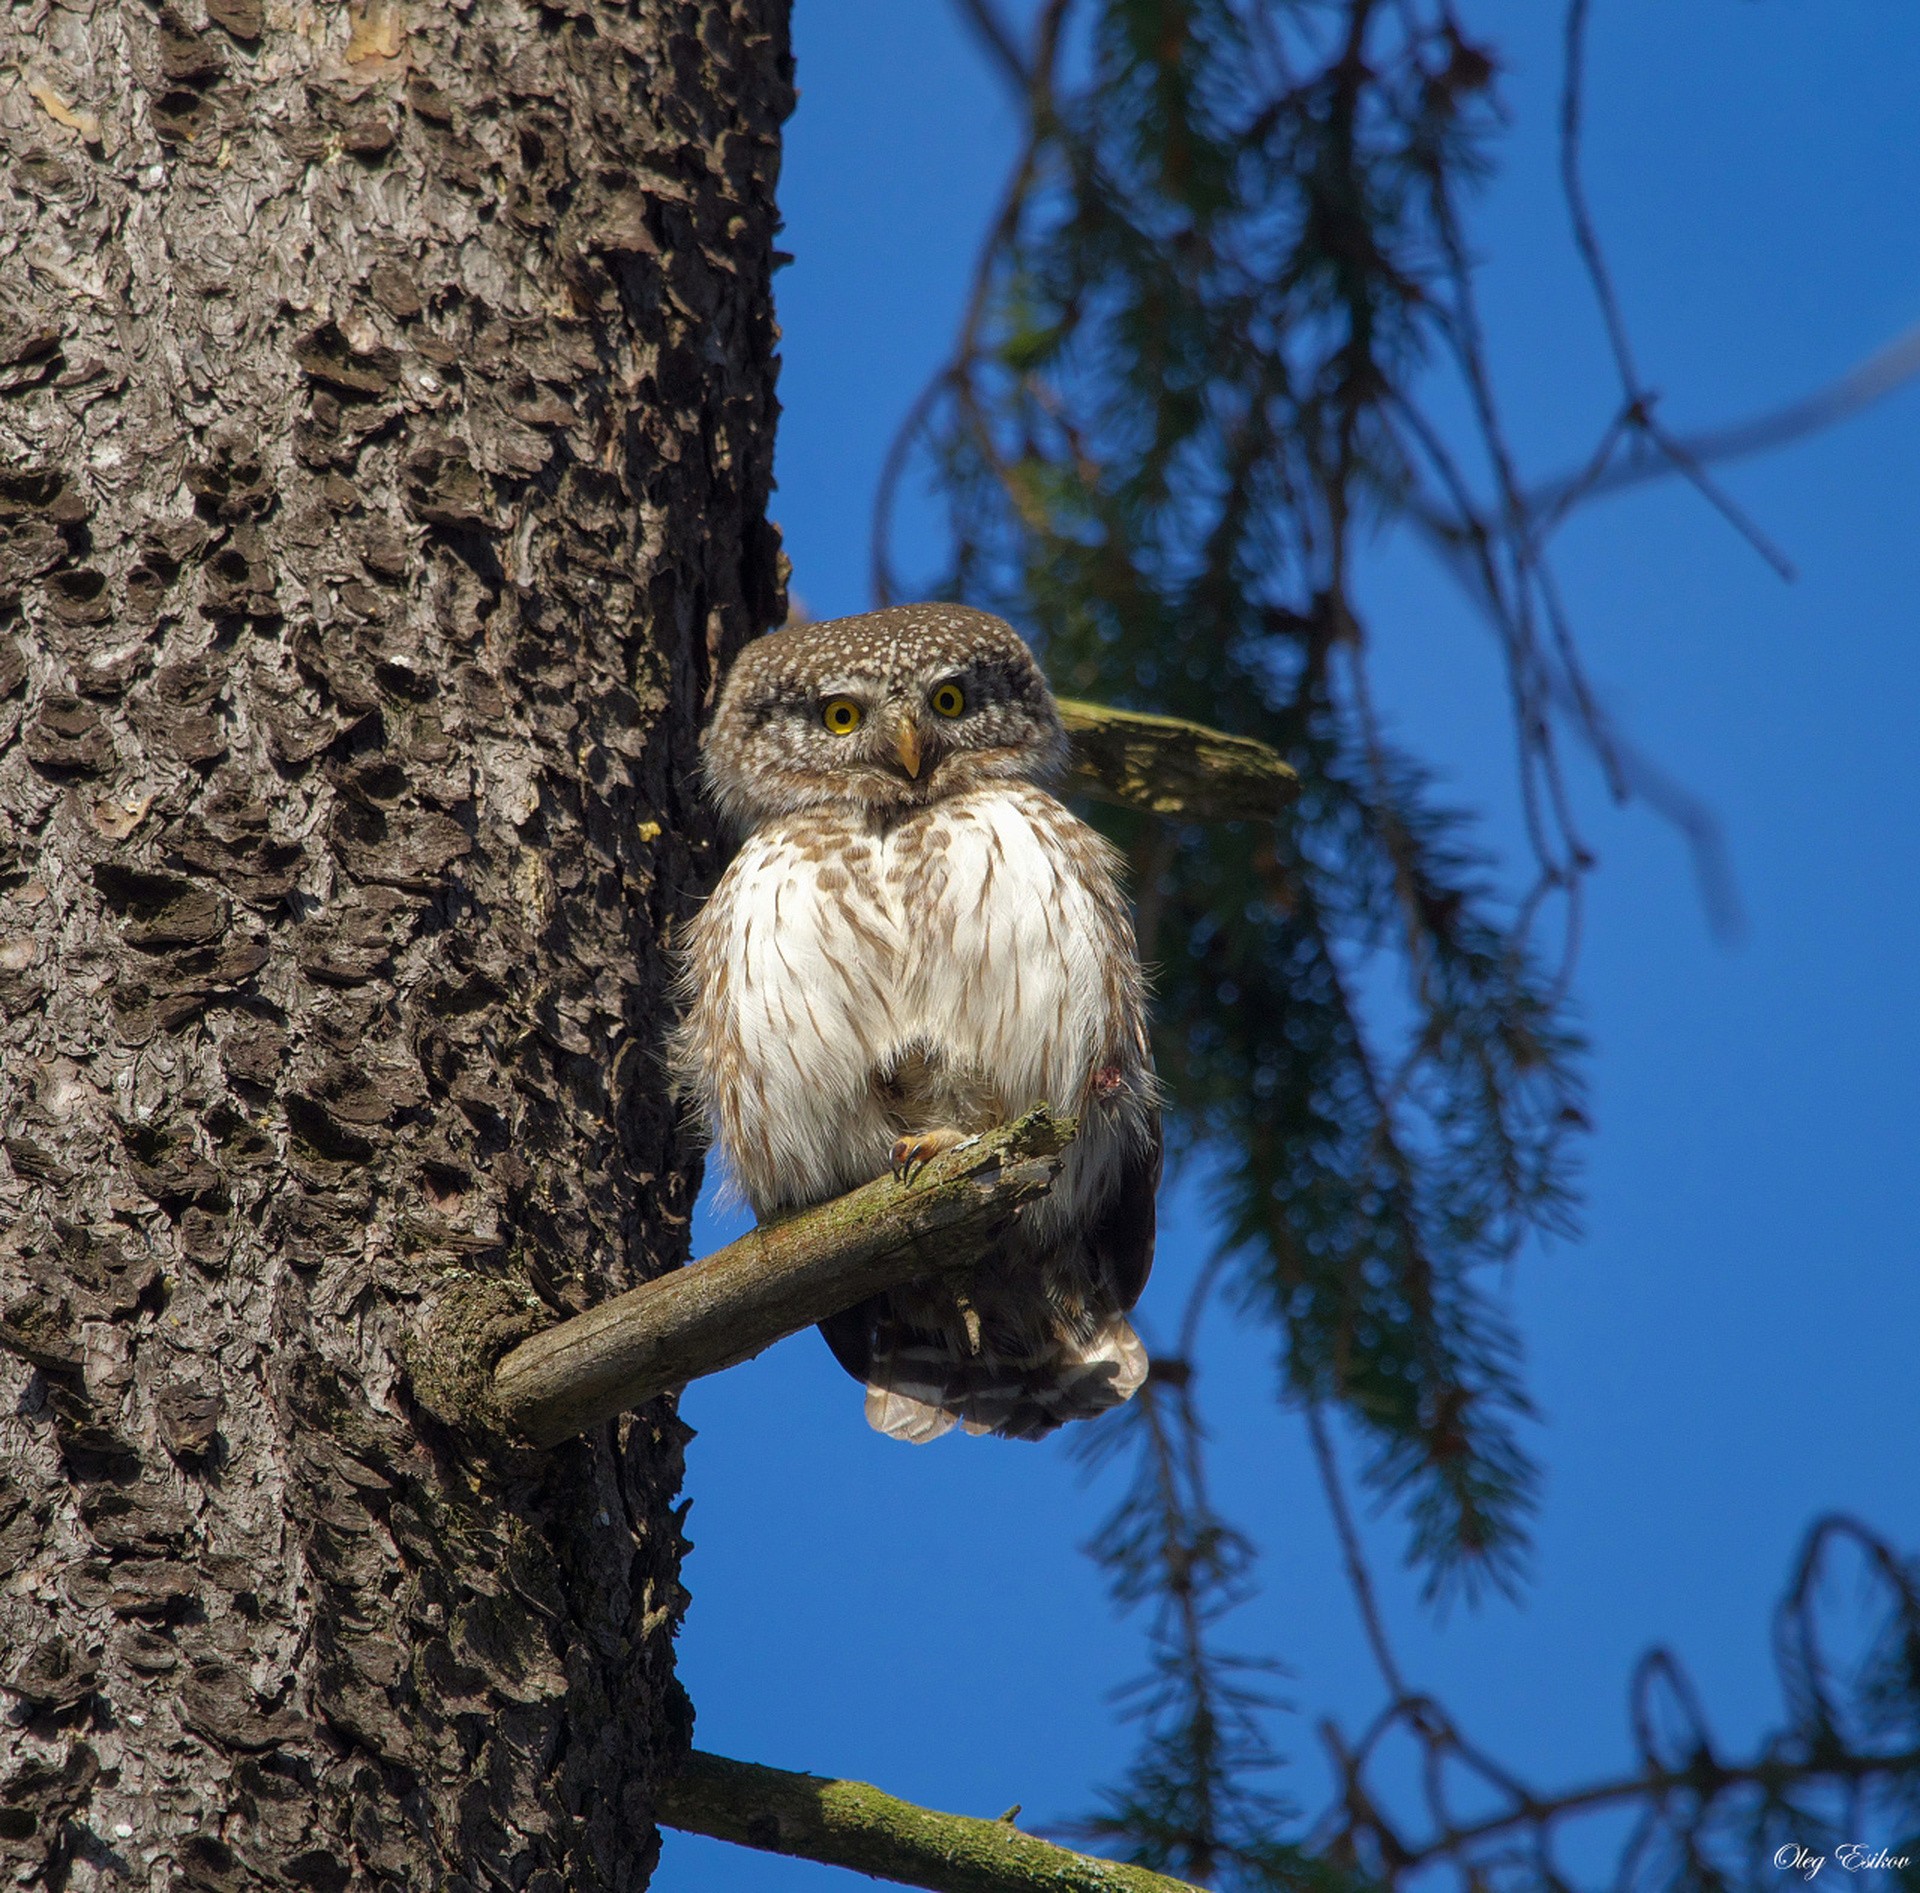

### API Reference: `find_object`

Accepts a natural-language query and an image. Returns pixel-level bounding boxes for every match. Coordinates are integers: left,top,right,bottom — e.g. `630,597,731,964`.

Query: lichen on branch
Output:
1060,700,1299,822
656,1748,1206,1893
414,1108,1077,1449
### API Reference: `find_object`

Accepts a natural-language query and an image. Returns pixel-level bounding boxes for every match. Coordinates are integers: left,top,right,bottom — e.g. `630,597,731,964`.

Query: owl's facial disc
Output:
806,664,1062,809
811,680,945,788
701,605,1072,830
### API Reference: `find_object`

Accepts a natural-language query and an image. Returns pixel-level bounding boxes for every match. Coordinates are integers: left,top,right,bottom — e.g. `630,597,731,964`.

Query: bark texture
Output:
0,0,790,1886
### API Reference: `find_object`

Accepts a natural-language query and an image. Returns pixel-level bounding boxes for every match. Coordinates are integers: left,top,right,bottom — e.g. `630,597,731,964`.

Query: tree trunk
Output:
0,0,789,1884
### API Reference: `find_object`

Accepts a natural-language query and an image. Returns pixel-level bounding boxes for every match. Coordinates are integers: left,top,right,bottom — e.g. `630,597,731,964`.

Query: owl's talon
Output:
955,1292,983,1357
890,1127,968,1183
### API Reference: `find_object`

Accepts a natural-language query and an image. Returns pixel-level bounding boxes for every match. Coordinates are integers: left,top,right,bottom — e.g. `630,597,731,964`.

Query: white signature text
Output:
1775,1845,1914,1881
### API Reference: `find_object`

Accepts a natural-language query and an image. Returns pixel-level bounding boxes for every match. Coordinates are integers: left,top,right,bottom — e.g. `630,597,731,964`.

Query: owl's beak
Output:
894,717,923,779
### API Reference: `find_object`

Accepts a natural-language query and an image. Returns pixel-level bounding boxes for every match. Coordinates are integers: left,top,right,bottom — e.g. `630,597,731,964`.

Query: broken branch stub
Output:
476,1108,1076,1449
655,1748,1204,1893
1058,698,1298,822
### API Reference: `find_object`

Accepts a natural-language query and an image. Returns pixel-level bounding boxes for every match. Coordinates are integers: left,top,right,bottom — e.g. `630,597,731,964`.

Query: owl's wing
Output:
1090,1110,1162,1313
817,1297,874,1383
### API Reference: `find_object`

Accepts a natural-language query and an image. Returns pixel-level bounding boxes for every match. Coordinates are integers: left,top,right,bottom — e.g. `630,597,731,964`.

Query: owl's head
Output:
701,604,1070,830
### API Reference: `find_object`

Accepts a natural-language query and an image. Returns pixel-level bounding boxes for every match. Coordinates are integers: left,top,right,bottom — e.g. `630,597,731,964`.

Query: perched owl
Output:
671,603,1162,1443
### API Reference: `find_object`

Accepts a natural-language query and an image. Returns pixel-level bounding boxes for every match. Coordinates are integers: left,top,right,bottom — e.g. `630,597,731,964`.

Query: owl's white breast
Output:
684,783,1138,1218
888,787,1116,1115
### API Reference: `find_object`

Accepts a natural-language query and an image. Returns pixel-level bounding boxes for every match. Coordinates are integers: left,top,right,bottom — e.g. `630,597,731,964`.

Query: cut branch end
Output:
1059,699,1299,822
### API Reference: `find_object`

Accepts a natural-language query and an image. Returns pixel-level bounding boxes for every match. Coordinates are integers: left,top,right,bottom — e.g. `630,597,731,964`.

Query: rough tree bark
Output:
0,0,790,1885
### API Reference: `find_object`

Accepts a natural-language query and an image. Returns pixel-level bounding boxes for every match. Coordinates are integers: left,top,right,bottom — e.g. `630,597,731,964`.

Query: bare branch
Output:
1558,0,1641,397
1387,1736,1920,1874
1560,0,1796,578
1397,488,1748,942
657,1749,1205,1893
1520,317,1920,521
873,0,1071,603
950,0,1032,93
1059,700,1299,822
414,1109,1076,1448
1309,1512,1920,1888
1305,1401,1411,1705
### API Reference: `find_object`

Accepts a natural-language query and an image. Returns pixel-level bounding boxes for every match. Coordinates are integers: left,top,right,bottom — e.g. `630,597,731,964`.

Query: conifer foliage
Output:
879,3,1920,1885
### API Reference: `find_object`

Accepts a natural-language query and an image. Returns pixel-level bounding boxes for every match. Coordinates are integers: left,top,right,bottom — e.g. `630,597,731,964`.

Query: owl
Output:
671,603,1162,1442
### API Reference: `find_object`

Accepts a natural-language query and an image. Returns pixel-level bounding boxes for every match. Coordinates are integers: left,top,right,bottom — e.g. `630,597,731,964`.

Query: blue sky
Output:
661,4,1920,1885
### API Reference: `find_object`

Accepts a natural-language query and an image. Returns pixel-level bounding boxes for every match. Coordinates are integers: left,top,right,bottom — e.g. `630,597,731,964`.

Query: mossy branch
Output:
414,1108,1076,1448
655,1748,1203,1893
1060,699,1298,821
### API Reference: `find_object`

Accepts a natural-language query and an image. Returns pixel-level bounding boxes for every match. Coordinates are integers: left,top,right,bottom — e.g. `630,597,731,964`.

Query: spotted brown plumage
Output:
671,604,1161,1441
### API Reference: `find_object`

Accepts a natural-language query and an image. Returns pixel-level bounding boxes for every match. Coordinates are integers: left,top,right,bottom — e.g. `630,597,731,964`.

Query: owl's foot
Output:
890,1127,969,1183
953,1290,983,1357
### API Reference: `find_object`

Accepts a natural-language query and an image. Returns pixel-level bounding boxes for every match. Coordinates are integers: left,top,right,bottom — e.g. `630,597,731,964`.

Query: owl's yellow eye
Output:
930,681,966,719
821,697,864,735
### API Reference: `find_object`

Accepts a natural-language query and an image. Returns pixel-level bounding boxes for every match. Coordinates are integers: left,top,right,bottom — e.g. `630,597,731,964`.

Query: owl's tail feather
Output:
863,1336,963,1444
863,1315,1148,1444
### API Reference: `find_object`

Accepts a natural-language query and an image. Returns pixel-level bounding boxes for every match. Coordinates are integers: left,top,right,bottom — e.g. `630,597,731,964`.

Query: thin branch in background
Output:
1176,1251,1229,1365
1421,141,1602,961
873,369,955,606
1305,1401,1410,1707
1523,317,1920,517
1559,0,1795,579
871,0,1066,604
1310,1515,1920,1892
1557,0,1642,395
952,0,1035,93
1411,0,1920,949
1407,300,1920,947
1065,1359,1309,1888
1393,392,1748,944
